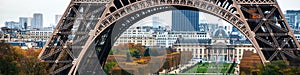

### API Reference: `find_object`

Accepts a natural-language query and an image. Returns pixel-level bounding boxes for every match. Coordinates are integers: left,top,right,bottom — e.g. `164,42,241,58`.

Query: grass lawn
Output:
183,62,236,73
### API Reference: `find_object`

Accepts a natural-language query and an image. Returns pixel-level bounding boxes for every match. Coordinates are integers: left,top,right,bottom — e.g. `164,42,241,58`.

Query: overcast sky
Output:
0,0,299,27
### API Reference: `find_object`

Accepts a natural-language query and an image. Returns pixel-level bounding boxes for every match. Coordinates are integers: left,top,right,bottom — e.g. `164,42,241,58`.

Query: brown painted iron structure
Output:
38,0,300,74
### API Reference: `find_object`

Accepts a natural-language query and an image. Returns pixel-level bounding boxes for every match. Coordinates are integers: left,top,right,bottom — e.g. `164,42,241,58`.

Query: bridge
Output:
38,0,300,74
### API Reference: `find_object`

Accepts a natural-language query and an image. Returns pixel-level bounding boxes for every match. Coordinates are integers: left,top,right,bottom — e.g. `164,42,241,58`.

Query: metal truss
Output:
38,0,300,74
38,0,109,74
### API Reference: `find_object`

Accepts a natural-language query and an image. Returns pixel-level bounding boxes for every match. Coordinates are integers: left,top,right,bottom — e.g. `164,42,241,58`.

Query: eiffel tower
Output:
38,0,300,74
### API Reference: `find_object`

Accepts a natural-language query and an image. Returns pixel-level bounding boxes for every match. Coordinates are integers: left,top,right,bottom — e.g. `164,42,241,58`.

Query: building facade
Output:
285,10,300,31
5,21,20,29
29,30,52,41
55,15,62,25
294,31,300,41
19,17,32,30
115,25,211,48
115,26,157,46
172,10,199,31
173,27,255,62
155,31,210,47
32,13,43,29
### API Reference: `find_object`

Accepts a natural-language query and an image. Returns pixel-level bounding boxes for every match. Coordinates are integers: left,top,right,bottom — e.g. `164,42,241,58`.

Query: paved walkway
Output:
168,62,198,74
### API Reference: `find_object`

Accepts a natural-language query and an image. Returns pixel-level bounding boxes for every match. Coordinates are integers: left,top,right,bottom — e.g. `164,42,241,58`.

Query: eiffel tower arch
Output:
38,0,300,74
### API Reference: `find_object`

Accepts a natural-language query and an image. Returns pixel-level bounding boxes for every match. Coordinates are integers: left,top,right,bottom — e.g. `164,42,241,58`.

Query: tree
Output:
19,48,48,75
133,43,145,57
167,46,173,54
0,43,48,75
0,43,21,75
127,43,134,49
104,62,118,74
258,60,300,75
144,48,150,56
163,59,170,73
109,49,114,55
128,48,140,58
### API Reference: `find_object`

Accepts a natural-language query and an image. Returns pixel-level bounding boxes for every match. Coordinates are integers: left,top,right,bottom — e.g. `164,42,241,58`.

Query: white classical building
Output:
115,25,211,47
155,31,211,47
30,30,52,41
115,26,157,46
173,27,256,62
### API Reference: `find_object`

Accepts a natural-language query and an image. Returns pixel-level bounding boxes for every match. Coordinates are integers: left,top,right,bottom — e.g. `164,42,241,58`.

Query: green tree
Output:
163,59,170,74
0,43,48,75
104,62,118,74
0,43,21,75
129,48,140,58
144,48,150,56
19,48,48,75
258,60,300,75
133,43,145,57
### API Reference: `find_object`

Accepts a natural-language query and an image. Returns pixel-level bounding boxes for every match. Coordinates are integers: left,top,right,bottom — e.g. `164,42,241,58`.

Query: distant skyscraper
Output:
153,16,161,28
5,21,20,29
172,10,199,31
32,13,43,29
55,15,62,25
285,10,300,30
19,17,32,30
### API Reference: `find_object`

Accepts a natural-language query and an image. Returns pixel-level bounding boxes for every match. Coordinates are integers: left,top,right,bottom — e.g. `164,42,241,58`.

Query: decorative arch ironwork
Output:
38,0,300,74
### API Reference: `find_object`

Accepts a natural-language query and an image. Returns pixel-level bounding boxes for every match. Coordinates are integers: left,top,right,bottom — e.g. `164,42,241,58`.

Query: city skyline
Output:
1,1,300,75
0,0,300,27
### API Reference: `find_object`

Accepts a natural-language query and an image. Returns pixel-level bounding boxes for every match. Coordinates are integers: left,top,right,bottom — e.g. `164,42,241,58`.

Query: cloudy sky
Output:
0,0,299,27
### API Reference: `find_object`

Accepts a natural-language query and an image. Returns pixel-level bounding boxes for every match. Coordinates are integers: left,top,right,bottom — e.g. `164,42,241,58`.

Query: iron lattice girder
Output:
38,1,108,74
74,0,111,3
38,0,300,74
236,0,276,4
239,1,300,61
96,0,246,35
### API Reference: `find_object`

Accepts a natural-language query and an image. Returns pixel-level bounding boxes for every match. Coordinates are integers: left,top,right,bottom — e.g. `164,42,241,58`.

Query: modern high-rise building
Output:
19,17,32,30
172,10,199,31
153,16,160,28
55,15,62,25
32,13,43,29
5,21,20,29
285,10,300,30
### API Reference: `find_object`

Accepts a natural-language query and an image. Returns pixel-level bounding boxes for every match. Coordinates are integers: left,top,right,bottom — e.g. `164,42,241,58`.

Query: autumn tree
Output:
0,43,21,75
112,43,146,58
258,60,300,75
0,43,48,75
19,48,48,75
133,43,145,57
104,62,118,74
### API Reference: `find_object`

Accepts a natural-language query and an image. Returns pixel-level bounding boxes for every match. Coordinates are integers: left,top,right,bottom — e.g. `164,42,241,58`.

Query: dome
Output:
212,27,229,38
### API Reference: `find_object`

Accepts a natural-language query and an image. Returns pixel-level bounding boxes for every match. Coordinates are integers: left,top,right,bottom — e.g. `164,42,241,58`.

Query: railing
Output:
74,0,111,3
236,0,276,4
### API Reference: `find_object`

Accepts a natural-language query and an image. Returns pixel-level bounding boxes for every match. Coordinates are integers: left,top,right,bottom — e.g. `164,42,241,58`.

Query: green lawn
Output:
183,62,237,73
229,63,238,73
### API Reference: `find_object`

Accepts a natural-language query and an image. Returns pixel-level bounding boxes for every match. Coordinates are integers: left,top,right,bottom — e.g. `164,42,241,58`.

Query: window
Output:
200,49,202,54
214,49,217,54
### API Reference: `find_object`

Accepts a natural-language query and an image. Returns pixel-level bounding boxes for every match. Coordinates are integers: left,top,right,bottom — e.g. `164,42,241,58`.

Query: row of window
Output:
156,35,208,37
177,48,255,55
